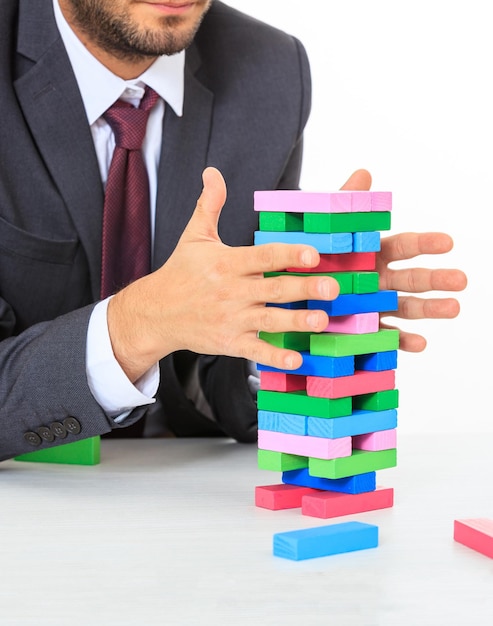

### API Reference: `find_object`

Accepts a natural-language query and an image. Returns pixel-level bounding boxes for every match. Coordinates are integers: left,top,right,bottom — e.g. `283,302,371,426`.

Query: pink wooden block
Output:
371,191,392,212
352,429,397,451
324,312,379,334
254,190,353,213
306,369,395,399
287,252,376,273
454,519,493,559
259,371,306,392
255,484,319,510
302,486,394,519
350,191,372,212
257,430,352,460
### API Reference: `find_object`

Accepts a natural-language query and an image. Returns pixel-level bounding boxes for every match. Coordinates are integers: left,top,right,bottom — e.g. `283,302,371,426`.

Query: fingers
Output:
236,241,321,275
380,267,468,293
251,274,340,305
339,169,372,191
254,305,329,334
181,167,227,242
381,295,461,321
379,321,427,353
378,232,455,264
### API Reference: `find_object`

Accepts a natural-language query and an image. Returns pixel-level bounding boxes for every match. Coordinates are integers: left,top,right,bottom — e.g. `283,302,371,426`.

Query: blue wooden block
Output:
307,408,398,439
282,468,376,494
258,410,308,435
307,290,398,316
356,351,398,371
254,231,352,254
353,231,381,252
257,352,355,378
273,521,379,560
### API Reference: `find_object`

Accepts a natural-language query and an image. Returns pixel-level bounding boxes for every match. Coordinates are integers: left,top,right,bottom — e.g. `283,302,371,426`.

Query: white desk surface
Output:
1,433,492,626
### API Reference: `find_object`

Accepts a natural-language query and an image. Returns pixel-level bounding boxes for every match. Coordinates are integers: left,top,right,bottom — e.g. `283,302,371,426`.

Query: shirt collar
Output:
53,0,184,125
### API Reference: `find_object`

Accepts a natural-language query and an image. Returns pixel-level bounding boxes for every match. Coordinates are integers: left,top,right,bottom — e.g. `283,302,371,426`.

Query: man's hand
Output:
108,167,340,382
341,168,468,352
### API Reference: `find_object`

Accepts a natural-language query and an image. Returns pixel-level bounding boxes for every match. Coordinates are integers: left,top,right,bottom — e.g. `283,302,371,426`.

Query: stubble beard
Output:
66,1,211,61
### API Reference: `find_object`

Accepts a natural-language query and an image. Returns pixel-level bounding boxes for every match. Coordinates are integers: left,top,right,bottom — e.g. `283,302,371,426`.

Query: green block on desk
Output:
310,329,399,357
259,212,304,232
353,389,399,411
259,332,312,351
304,211,391,233
258,390,352,419
258,449,308,471
15,436,101,466
352,272,379,294
309,448,397,479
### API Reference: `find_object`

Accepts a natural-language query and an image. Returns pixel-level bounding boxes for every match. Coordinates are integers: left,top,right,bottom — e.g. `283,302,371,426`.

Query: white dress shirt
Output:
53,0,184,421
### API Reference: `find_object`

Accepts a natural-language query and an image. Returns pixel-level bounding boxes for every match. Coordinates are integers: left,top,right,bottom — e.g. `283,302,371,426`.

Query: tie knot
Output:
103,86,159,150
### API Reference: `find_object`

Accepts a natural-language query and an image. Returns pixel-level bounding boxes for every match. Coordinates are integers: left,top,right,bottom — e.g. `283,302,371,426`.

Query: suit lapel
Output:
153,45,213,269
14,0,104,300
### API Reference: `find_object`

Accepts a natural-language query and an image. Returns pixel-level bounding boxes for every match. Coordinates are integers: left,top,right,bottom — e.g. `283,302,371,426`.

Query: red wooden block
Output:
306,369,395,399
287,252,376,273
454,519,493,559
302,486,394,519
255,484,319,510
259,371,306,392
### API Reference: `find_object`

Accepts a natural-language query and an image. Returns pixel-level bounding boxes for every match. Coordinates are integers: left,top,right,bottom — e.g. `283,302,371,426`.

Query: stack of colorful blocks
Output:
253,189,398,558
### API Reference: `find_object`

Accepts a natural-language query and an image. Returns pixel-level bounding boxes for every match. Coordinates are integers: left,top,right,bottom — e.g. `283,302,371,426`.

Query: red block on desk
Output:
302,486,394,519
306,369,395,399
259,371,306,392
255,484,319,510
454,518,493,559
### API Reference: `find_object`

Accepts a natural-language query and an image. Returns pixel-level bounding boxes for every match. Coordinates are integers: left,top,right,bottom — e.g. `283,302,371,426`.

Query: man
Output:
0,0,467,461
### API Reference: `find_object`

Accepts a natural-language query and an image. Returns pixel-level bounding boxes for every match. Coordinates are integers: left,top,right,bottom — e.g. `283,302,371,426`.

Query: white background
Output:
227,0,491,433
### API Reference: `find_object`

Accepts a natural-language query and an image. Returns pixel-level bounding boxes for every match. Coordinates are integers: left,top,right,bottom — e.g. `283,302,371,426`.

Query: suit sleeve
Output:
0,302,146,461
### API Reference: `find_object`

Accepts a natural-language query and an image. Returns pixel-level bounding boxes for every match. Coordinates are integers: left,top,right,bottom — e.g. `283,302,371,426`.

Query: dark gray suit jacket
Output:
0,0,311,460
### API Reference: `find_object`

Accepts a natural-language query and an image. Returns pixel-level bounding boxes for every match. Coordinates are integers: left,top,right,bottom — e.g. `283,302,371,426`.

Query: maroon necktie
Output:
100,86,159,299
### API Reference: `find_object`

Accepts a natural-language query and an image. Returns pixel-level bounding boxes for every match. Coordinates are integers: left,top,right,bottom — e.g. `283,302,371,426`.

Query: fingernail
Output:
301,249,314,266
319,279,331,299
307,312,320,328
284,354,295,369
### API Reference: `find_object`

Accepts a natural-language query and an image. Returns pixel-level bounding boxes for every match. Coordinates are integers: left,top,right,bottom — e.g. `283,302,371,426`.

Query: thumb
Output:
182,167,228,242
340,168,372,191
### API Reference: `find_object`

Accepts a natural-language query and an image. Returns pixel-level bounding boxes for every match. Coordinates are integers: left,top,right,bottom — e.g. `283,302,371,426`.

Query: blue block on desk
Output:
282,468,376,494
353,231,381,252
307,408,397,439
308,290,398,316
257,352,354,378
258,410,308,435
273,521,379,560
356,351,398,371
254,231,352,254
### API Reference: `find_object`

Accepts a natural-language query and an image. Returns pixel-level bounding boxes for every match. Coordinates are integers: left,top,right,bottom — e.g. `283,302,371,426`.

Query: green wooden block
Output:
353,389,399,411
310,329,399,357
304,211,391,233
309,448,397,479
257,390,352,419
259,331,312,351
259,212,304,232
352,272,379,294
15,436,101,466
264,272,353,294
258,449,308,471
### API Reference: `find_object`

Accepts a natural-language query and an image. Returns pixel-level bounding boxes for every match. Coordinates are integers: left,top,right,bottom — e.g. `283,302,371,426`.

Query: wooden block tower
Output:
253,189,398,520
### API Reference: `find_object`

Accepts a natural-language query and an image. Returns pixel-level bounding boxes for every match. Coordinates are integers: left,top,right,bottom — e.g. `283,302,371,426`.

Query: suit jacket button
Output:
63,417,81,435
50,421,67,438
37,426,55,442
24,431,42,446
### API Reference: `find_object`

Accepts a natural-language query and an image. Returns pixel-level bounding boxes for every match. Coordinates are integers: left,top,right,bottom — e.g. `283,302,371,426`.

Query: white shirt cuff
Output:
86,298,159,419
